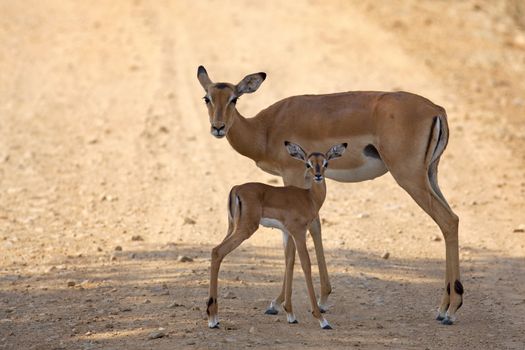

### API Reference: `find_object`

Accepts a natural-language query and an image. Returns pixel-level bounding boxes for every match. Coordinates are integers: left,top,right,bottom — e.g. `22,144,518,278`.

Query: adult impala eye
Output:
203,96,210,104
231,97,238,105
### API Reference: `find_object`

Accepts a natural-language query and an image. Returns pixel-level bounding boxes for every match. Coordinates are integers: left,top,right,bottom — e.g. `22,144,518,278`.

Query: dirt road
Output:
1,1,524,349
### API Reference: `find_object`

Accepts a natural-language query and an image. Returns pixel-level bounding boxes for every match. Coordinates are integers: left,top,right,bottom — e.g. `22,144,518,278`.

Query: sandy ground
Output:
1,1,524,349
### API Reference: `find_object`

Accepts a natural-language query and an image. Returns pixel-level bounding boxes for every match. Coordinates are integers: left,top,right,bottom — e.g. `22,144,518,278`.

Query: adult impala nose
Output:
211,124,226,138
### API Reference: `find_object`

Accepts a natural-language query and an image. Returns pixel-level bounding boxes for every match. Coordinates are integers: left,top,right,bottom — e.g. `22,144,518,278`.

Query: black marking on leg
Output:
237,195,242,217
446,282,450,295
206,297,215,316
454,280,464,295
363,144,381,159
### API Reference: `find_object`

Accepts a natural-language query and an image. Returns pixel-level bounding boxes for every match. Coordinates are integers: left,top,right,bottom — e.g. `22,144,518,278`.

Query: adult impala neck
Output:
226,110,266,162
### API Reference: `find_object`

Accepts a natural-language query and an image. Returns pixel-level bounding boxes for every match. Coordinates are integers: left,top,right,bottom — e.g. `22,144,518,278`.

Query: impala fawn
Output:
207,141,347,329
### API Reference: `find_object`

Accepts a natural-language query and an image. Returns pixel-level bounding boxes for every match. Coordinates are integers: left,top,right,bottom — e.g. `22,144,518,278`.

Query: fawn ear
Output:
284,141,307,161
197,65,212,90
236,72,266,95
326,143,348,160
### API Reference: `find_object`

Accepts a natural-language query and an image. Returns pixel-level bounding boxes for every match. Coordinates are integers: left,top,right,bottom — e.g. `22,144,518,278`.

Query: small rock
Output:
513,224,525,233
431,235,442,242
381,251,390,259
97,247,103,252
110,254,117,261
183,217,196,225
249,326,255,334
67,280,76,287
143,299,151,304
131,235,143,241
223,291,236,299
356,212,370,219
168,301,183,308
148,330,166,340
114,246,122,251
177,255,193,263
129,253,136,259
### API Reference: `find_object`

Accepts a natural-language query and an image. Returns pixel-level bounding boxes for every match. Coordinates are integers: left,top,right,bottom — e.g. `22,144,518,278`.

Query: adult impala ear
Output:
197,65,213,90
236,72,266,95
326,143,348,160
284,141,307,162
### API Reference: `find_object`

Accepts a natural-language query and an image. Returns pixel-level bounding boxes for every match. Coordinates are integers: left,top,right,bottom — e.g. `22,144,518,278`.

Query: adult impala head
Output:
197,65,266,138
284,141,348,183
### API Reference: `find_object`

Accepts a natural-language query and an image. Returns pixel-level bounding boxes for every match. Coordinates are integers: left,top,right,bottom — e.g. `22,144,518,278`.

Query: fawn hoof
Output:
319,318,332,329
441,317,454,325
265,300,280,315
288,319,298,324
436,314,445,321
264,307,279,315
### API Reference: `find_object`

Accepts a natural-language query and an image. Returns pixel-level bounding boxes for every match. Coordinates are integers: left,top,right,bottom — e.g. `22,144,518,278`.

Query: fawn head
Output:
284,141,347,183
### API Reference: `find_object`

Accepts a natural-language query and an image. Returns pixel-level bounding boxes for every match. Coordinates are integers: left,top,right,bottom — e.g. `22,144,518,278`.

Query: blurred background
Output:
1,1,524,349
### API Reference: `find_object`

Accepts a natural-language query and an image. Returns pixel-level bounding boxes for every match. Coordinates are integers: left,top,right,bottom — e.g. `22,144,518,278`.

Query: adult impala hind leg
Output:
207,225,258,328
389,161,462,325
291,228,332,329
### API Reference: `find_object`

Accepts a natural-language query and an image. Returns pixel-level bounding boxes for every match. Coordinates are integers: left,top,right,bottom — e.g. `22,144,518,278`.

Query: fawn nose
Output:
314,174,323,182
211,124,226,138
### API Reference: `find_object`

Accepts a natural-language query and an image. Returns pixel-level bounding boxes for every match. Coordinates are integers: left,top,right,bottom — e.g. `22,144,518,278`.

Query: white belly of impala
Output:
326,158,387,182
260,218,289,248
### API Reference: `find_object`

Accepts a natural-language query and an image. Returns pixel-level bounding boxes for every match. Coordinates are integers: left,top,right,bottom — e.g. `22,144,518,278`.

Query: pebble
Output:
223,291,236,299
148,330,166,340
168,301,184,308
381,251,390,259
431,235,442,241
249,326,255,334
131,235,143,241
67,280,76,287
183,217,197,225
513,224,525,233
114,246,122,251
356,212,370,219
177,255,193,262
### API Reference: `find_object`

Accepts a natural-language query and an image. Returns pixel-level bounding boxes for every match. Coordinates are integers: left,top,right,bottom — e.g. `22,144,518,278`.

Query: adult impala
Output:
197,66,463,325
208,141,347,329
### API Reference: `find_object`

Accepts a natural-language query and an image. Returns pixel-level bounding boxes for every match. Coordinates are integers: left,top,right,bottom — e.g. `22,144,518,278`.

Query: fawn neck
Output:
307,177,327,213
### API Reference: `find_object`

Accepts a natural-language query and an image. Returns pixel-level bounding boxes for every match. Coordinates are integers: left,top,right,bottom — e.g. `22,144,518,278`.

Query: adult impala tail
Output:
197,66,463,325
207,142,347,329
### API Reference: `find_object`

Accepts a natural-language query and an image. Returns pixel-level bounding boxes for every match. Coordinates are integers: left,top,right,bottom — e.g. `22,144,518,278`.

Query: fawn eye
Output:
306,163,311,168
203,96,210,104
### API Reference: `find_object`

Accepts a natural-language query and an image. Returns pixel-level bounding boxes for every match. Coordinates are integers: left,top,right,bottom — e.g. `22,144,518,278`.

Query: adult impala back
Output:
197,66,463,325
